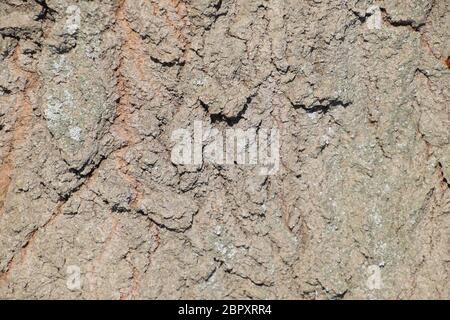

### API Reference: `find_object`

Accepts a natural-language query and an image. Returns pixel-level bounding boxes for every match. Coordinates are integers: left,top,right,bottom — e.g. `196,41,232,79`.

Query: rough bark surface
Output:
0,0,449,299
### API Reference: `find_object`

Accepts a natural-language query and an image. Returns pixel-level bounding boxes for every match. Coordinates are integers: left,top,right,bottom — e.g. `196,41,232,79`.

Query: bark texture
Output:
0,0,449,299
